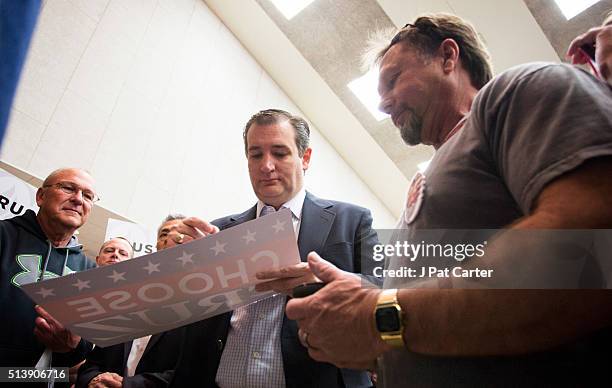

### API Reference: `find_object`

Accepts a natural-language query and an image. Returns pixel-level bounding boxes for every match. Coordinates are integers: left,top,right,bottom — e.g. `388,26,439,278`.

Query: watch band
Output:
375,289,405,347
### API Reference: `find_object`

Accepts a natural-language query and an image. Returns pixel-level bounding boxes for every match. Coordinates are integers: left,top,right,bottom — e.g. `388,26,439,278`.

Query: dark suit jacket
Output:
76,327,184,388
171,192,379,388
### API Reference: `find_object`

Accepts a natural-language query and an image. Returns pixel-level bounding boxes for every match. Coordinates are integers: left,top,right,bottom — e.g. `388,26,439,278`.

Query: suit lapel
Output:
125,334,160,375
297,192,335,261
143,332,161,356
122,341,133,372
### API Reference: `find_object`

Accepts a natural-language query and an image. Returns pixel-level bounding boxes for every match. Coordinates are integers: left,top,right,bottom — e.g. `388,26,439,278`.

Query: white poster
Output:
22,210,300,347
0,168,38,220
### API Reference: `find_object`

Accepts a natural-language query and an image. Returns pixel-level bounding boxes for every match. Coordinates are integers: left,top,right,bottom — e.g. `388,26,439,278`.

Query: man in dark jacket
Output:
169,109,379,387
0,168,97,370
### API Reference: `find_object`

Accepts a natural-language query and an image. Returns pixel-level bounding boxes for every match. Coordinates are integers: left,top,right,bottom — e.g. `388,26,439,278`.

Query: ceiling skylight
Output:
554,0,600,19
348,68,389,121
269,0,315,19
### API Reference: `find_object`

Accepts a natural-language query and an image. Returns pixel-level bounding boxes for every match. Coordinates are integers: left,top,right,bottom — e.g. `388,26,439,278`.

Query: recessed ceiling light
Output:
269,0,315,19
348,68,389,121
554,0,600,19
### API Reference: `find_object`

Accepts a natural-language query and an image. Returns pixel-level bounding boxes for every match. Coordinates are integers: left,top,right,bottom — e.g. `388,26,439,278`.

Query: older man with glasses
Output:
0,167,97,373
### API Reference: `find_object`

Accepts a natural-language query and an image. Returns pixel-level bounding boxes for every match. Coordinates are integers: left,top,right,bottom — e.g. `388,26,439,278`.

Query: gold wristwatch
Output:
374,289,404,347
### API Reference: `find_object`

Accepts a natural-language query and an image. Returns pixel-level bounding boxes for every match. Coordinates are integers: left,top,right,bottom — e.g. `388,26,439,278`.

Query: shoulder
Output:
475,62,609,109
211,214,233,229
306,193,371,219
0,218,10,234
490,62,587,87
308,192,365,209
0,215,20,240
328,199,370,215
68,252,96,271
212,206,257,230
0,213,22,229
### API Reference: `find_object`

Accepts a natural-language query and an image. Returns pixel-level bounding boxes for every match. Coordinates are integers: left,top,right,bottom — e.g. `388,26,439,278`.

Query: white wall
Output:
1,0,395,232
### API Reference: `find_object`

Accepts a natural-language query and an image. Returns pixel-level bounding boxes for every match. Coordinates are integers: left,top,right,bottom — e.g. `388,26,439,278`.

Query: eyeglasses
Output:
43,181,100,204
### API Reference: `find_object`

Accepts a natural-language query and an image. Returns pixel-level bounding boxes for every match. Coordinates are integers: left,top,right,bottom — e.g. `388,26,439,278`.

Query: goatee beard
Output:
398,110,423,146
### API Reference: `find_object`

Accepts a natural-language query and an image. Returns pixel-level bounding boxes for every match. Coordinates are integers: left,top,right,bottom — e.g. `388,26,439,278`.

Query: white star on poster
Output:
108,270,126,283
72,279,91,291
143,261,161,274
242,230,256,244
177,251,194,266
272,219,286,233
36,287,55,298
210,241,227,256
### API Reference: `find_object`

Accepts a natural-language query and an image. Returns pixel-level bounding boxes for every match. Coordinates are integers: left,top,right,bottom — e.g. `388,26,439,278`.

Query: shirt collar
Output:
256,187,306,220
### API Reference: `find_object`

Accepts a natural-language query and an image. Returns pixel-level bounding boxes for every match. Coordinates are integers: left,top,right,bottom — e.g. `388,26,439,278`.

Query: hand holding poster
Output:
22,209,299,347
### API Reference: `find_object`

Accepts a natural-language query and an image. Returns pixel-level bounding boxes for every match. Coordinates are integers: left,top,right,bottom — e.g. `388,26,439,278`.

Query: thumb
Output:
307,251,342,283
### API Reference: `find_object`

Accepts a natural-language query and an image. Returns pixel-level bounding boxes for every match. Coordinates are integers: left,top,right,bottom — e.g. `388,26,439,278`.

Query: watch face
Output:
375,306,401,332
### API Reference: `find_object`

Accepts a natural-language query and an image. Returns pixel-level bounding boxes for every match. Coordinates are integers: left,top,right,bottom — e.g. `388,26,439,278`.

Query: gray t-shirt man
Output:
381,63,612,387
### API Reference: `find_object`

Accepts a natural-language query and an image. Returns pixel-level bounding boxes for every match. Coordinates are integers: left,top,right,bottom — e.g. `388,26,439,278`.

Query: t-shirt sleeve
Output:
472,63,612,214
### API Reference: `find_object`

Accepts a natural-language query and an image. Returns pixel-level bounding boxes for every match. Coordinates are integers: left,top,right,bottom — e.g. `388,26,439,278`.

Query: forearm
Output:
398,289,612,356
396,196,612,356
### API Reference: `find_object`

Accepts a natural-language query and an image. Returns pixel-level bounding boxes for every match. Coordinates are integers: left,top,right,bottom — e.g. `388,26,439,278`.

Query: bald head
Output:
42,168,93,187
96,237,134,266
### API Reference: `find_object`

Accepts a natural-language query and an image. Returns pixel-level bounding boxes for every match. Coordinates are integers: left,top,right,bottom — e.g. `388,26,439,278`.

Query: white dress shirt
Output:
126,335,152,377
216,188,305,388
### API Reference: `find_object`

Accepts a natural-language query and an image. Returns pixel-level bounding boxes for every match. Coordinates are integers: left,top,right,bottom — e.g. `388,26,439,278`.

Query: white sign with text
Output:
22,209,299,347
0,168,38,219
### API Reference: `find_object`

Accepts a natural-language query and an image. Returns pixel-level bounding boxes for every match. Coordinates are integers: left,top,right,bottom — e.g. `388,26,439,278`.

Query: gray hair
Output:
162,213,186,224
243,109,310,157
158,214,186,235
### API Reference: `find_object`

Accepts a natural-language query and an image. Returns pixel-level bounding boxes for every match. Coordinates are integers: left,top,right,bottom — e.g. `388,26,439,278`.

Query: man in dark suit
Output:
170,109,379,387
76,217,191,388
